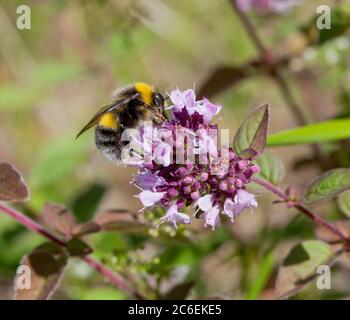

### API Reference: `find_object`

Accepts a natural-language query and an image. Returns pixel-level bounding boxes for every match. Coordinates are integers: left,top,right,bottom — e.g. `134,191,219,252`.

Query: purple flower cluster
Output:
132,88,259,230
236,0,302,13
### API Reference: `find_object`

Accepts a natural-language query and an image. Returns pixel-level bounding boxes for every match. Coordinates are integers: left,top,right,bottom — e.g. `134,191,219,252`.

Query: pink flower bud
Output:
251,164,260,174
219,180,228,191
191,191,200,201
201,172,209,182
235,178,243,188
182,176,193,185
183,185,192,194
238,160,248,170
176,167,189,177
167,188,179,198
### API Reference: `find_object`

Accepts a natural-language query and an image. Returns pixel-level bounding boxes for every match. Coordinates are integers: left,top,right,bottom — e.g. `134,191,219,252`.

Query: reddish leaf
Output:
94,209,149,233
162,281,194,300
42,202,76,238
72,221,101,237
0,162,29,202
14,243,68,300
276,241,335,300
198,66,248,98
233,104,270,158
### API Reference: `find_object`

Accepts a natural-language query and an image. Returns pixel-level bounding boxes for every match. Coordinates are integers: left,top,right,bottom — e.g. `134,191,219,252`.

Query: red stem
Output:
0,202,145,300
252,176,350,246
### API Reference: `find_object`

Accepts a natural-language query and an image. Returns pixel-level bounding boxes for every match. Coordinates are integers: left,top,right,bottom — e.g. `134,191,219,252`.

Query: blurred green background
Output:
0,0,349,300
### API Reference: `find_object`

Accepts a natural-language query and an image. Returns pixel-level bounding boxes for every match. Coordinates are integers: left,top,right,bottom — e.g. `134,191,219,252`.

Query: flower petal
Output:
195,194,214,212
204,205,221,230
138,190,165,207
160,203,191,228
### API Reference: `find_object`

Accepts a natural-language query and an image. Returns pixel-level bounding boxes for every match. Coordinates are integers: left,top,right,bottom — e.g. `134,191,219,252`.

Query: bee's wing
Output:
75,94,139,139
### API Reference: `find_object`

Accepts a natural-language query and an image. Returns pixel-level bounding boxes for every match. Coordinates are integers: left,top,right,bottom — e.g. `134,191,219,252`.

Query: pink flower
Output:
133,172,166,191
224,190,257,221
203,205,221,230
137,190,165,208
198,98,222,124
131,88,259,230
195,194,214,212
159,204,191,228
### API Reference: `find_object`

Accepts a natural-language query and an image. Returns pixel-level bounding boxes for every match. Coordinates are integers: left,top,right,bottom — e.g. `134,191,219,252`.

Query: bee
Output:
76,82,167,163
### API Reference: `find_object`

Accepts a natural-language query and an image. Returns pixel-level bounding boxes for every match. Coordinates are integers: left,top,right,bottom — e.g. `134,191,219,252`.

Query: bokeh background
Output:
0,0,349,299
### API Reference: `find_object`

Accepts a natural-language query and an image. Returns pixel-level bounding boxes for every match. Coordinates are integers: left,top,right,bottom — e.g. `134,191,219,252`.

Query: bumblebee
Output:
76,82,167,163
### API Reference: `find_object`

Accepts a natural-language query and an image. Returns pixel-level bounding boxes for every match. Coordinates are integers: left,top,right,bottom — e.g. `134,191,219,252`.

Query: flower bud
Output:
219,180,228,191
183,185,192,194
191,191,200,201
182,176,193,185
200,172,209,182
167,188,179,198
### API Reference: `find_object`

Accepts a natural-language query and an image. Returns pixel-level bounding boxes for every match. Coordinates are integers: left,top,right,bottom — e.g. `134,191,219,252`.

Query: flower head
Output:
131,88,259,230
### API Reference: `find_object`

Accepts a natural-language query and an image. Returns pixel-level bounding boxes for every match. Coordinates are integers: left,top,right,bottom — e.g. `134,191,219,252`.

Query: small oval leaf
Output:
0,162,29,202
337,190,350,218
42,202,76,238
305,168,350,204
276,240,335,300
198,66,248,98
72,221,101,237
233,104,270,157
14,243,68,300
94,209,149,233
255,150,285,186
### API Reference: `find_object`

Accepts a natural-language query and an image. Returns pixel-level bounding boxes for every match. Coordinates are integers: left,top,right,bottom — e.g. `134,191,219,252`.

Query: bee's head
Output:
134,82,167,124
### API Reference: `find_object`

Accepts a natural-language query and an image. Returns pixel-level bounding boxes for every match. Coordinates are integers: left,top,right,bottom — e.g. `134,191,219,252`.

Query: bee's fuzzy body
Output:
77,82,167,164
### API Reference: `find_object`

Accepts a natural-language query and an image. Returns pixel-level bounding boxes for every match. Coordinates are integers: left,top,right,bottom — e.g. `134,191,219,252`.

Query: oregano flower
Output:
130,88,260,230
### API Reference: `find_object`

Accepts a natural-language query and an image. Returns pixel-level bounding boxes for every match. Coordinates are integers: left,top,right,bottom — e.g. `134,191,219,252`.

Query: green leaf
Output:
71,183,107,223
66,238,92,257
255,150,285,186
268,118,350,147
305,168,350,204
276,240,334,299
233,104,270,157
42,202,76,237
15,243,68,300
0,162,29,202
337,190,350,218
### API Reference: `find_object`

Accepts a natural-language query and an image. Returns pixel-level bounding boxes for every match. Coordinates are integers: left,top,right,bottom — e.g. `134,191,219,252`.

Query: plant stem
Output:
0,202,145,300
231,0,307,125
231,1,329,168
252,176,350,246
